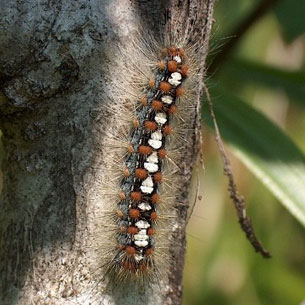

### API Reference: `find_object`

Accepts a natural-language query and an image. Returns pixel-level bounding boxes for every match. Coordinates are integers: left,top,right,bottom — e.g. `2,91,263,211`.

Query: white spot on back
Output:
168,72,182,86
144,152,159,172
140,186,154,194
134,253,144,262
155,112,167,125
173,56,181,63
135,240,149,247
147,152,158,163
134,229,149,241
151,131,162,141
135,220,150,229
143,176,153,187
161,95,173,105
144,162,158,173
140,176,154,194
138,202,152,211
148,139,162,149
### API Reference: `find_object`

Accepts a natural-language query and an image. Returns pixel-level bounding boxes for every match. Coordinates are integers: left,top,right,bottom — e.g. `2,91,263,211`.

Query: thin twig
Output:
203,83,271,258
208,0,280,75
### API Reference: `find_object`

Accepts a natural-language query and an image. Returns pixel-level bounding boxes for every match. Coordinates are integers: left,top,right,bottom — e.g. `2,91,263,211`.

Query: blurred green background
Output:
183,0,305,304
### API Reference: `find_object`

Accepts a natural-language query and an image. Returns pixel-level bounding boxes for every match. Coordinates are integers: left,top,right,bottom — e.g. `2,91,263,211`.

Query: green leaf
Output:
203,89,305,227
220,58,305,107
274,0,305,43
213,0,257,39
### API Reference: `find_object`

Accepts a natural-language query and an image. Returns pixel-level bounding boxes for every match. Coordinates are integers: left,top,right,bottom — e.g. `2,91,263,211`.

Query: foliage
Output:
184,0,305,304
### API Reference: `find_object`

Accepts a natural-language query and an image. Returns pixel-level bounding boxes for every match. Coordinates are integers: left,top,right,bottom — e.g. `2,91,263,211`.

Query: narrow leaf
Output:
203,90,305,227
274,0,305,42
221,58,305,107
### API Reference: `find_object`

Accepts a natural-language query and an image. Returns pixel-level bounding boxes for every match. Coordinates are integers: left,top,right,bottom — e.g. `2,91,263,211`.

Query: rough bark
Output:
0,1,215,304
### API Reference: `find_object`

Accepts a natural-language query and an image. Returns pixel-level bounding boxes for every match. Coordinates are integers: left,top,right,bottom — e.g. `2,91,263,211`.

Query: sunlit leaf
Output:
220,58,305,107
203,89,305,227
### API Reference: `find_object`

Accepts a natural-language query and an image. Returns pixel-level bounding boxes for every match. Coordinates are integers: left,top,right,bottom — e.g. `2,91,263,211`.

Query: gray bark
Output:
0,1,215,304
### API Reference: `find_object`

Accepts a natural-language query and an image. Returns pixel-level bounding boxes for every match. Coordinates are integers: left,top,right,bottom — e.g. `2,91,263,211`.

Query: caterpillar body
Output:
109,46,188,280
93,31,203,292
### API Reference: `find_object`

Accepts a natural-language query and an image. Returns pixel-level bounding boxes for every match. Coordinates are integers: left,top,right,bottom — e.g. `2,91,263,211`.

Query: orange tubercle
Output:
122,260,135,270
127,226,139,234
167,60,178,72
158,148,167,159
168,105,176,114
151,211,158,220
127,144,135,153
151,194,160,204
139,263,147,271
119,190,126,200
169,46,176,56
129,208,140,218
157,60,166,70
133,119,140,128
117,210,124,218
144,120,158,131
154,172,163,183
123,167,130,177
139,145,152,155
120,226,127,233
147,228,156,235
145,248,154,256
130,192,142,202
125,246,136,256
176,86,185,97
135,168,148,180
163,125,171,135
141,96,148,106
152,99,163,111
149,79,155,89
180,64,188,77
159,81,171,93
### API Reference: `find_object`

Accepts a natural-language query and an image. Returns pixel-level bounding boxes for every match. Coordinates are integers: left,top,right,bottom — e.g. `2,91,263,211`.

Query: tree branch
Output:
0,1,215,304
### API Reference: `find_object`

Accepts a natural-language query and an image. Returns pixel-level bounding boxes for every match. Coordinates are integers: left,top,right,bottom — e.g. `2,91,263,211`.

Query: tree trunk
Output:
0,1,215,304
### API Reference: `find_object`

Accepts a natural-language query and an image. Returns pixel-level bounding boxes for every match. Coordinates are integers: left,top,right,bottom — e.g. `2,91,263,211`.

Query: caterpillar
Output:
107,46,188,281
86,10,269,303
91,30,203,292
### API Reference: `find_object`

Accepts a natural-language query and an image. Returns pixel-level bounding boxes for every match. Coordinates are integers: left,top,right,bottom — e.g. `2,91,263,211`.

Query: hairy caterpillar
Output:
107,46,189,282
89,26,268,303
90,30,204,293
